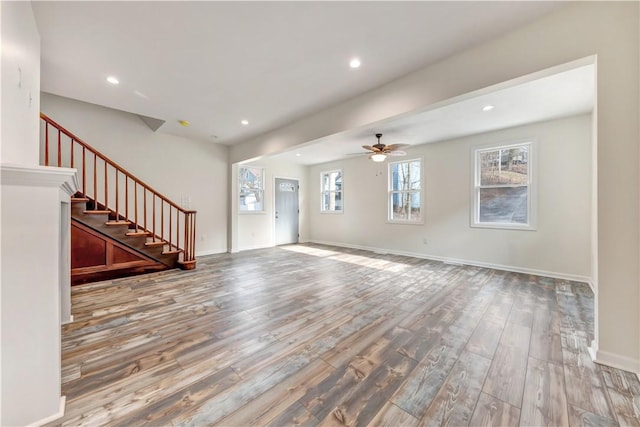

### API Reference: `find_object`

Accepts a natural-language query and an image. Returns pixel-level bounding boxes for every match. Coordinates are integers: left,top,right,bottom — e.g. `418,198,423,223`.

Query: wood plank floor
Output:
47,243,640,427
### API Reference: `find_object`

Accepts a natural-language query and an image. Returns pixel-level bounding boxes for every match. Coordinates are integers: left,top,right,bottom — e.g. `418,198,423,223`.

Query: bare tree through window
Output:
389,159,421,222
321,170,343,212
239,166,264,212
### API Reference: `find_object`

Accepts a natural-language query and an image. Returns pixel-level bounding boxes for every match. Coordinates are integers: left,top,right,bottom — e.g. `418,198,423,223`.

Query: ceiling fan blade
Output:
385,143,410,151
362,145,381,152
387,150,407,156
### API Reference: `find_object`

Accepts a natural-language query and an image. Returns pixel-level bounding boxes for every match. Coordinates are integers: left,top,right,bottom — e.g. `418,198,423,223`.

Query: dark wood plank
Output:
300,326,418,425
42,244,640,427
482,322,531,408
216,358,334,426
520,356,569,426
367,401,419,427
465,318,504,360
568,403,617,427
418,350,492,426
599,365,640,426
469,392,521,427
560,330,615,419
266,402,319,427
529,307,563,366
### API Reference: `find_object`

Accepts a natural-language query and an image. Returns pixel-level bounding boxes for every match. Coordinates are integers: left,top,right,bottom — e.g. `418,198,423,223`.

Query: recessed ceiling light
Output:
241,119,249,125
106,76,119,85
178,120,190,127
482,105,495,111
295,153,301,157
349,58,361,69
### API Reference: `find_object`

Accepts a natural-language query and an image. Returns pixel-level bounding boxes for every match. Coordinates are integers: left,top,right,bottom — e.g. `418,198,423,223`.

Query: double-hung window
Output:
388,159,422,223
239,166,264,212
320,170,342,212
472,142,535,229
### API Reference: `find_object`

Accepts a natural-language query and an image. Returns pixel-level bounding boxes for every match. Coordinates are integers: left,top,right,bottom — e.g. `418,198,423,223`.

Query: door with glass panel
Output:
275,178,299,245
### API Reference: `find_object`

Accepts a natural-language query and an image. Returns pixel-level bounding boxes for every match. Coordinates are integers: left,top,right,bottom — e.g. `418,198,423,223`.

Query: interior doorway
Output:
274,178,299,245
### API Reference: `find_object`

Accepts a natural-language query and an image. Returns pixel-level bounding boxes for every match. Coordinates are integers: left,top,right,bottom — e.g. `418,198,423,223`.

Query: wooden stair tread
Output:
145,240,166,247
71,197,90,203
84,210,111,215
105,220,131,226
126,231,151,237
162,249,182,255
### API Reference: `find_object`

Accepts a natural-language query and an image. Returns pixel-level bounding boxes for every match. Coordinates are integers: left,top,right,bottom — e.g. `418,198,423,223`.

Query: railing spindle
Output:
184,214,188,261
45,123,49,166
93,154,97,209
115,170,119,218
40,113,197,269
104,161,108,213
82,146,86,196
125,176,129,221
143,188,147,231
57,129,62,167
152,194,156,242
134,183,138,232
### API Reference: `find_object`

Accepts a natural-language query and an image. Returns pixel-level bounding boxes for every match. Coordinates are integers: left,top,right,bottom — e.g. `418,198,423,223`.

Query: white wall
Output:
41,93,229,256
308,114,592,279
1,1,40,165
1,3,73,424
231,158,308,252
1,168,76,426
230,2,639,372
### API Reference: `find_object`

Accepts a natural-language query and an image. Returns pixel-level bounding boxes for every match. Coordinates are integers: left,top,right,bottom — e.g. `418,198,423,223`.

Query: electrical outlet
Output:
423,237,428,245
200,234,206,241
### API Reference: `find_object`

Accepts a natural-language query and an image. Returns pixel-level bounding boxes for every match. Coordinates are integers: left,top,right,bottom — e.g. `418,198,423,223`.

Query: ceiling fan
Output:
362,133,409,162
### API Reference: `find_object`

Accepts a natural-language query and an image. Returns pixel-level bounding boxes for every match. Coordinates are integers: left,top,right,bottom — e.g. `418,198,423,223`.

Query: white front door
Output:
274,178,299,245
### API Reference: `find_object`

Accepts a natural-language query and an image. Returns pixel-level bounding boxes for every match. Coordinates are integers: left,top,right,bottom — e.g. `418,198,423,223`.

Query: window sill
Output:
470,222,536,231
239,211,266,215
386,220,424,225
320,210,343,214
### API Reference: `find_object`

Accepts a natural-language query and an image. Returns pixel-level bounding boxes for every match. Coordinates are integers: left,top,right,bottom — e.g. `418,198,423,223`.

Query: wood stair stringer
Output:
70,195,181,284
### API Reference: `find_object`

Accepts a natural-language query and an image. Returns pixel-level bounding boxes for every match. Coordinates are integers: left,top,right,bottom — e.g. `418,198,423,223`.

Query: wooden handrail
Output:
40,113,196,213
40,112,197,267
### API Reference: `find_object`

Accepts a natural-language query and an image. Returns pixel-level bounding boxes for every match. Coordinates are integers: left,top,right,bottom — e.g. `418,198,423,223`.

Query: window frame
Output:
471,141,537,230
320,169,343,214
238,165,266,214
387,157,424,225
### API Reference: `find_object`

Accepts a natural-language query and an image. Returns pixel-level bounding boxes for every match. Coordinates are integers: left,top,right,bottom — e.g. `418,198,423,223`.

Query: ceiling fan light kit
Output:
362,133,409,161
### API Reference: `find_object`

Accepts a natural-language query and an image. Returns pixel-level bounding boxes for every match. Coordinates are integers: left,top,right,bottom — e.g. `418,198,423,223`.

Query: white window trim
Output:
320,169,344,214
470,140,537,230
239,165,266,214
387,157,424,225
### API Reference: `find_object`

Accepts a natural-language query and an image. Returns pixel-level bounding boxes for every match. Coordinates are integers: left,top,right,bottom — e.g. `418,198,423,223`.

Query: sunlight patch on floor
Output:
281,244,410,272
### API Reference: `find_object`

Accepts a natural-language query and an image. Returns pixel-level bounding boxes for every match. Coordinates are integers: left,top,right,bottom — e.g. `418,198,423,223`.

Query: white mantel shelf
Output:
1,163,78,195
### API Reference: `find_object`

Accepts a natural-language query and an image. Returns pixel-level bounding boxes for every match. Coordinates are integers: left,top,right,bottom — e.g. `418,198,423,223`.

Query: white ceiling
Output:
271,63,595,165
32,1,565,147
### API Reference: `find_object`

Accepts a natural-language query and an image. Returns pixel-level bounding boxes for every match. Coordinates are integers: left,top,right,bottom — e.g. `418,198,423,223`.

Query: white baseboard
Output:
61,314,74,325
308,239,593,285
29,396,66,427
589,341,640,377
196,248,226,257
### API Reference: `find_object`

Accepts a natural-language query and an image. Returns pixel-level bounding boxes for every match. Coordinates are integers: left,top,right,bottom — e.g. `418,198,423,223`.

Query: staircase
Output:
40,113,197,285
